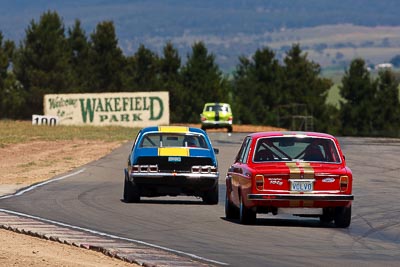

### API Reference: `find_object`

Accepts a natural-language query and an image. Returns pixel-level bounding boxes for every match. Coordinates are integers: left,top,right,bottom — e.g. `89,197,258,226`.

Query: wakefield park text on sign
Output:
44,92,169,127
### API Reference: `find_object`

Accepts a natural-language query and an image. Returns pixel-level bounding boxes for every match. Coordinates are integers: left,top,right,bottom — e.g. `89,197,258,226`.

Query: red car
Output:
225,131,353,227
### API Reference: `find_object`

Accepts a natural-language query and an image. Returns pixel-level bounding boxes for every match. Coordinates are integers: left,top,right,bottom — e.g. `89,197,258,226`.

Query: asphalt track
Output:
1,133,400,267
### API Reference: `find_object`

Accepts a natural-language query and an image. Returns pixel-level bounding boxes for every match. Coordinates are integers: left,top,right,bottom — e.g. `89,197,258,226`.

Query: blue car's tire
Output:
203,184,218,205
123,177,140,203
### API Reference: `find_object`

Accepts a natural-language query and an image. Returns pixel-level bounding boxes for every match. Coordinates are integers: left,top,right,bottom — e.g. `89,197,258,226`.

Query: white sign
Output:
44,92,170,127
32,115,59,126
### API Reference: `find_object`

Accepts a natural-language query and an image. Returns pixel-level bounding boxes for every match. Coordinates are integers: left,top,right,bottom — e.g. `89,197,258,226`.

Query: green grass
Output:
0,120,139,146
326,84,343,108
325,81,400,109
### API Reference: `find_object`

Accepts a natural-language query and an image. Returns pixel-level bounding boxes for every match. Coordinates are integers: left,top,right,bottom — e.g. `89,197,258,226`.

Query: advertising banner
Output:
44,92,169,127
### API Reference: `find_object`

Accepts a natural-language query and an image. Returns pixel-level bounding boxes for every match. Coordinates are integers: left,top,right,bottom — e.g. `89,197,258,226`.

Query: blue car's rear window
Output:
140,133,208,149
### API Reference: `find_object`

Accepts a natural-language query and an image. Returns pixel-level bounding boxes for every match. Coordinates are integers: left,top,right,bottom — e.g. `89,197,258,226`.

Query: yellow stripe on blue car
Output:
158,147,190,156
158,126,189,133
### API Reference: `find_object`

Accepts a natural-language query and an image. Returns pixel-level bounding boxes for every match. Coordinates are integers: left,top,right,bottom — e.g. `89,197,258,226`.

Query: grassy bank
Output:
0,120,139,146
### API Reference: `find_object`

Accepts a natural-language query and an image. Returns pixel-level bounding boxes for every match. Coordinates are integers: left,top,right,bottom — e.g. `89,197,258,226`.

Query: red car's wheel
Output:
334,205,352,228
225,192,239,219
239,196,256,224
319,208,334,224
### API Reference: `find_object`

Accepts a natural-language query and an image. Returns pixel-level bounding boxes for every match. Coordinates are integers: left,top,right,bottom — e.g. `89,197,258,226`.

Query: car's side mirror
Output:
214,148,219,154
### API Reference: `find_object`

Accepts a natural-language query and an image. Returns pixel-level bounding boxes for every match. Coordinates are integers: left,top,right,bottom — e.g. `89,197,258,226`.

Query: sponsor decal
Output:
268,178,283,186
168,156,182,162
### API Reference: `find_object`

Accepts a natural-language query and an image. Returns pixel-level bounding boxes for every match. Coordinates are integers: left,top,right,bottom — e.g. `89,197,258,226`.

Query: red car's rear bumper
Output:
248,194,354,201
246,194,353,208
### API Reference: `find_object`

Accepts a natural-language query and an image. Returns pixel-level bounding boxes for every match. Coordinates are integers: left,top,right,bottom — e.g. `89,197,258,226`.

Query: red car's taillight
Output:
339,175,349,192
255,174,264,190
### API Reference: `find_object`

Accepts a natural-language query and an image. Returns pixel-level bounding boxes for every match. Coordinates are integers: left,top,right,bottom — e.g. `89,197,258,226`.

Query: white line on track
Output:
0,168,229,266
0,168,86,200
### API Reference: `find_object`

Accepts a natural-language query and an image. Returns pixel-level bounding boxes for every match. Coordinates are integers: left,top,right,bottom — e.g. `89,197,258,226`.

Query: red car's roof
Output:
247,131,336,140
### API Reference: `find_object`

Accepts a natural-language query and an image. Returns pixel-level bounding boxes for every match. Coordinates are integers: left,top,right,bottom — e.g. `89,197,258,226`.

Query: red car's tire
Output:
334,205,352,228
319,207,334,224
239,196,256,224
225,192,239,219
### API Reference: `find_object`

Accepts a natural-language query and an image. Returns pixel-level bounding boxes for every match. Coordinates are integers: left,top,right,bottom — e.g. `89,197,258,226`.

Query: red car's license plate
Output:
290,180,314,192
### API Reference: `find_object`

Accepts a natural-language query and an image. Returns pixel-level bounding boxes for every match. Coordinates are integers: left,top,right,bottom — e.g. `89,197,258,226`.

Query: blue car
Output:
123,126,219,204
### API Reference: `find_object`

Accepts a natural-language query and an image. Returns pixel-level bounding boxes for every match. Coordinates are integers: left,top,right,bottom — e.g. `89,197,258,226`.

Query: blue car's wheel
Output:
123,176,140,203
202,184,219,205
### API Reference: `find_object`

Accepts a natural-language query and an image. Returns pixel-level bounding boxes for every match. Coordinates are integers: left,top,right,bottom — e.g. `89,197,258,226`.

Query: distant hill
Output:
1,0,400,72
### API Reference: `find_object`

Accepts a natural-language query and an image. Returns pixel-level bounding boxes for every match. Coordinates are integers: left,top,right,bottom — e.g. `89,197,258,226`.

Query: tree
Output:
374,69,400,136
87,21,124,92
160,42,181,83
159,42,185,123
0,73,27,119
124,44,160,91
67,19,90,92
282,44,333,131
0,32,13,89
0,32,26,119
13,11,71,117
181,41,229,122
233,47,282,125
339,58,377,136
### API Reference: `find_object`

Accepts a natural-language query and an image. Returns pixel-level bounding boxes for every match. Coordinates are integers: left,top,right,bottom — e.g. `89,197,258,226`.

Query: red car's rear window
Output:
253,137,341,163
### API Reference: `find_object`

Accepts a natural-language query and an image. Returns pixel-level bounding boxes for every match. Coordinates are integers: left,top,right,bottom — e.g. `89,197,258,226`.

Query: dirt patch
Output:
0,140,122,186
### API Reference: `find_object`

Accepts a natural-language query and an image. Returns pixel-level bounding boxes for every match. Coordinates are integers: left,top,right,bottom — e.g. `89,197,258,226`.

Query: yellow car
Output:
200,102,233,132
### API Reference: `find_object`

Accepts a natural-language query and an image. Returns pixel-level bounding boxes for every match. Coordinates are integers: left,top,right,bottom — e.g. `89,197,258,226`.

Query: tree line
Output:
1,11,399,137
